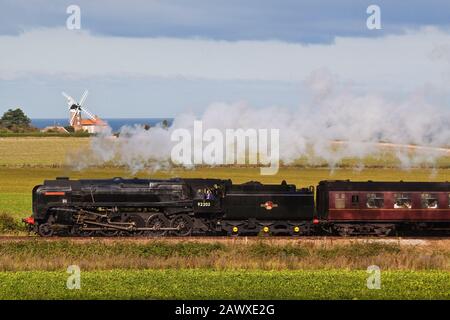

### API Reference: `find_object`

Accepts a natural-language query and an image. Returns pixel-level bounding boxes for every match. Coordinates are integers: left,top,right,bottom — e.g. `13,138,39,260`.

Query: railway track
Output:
0,235,447,244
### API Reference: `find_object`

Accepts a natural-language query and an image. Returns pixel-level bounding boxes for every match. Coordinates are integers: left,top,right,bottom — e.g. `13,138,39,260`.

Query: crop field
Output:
1,269,448,300
0,137,449,299
0,238,448,299
0,137,89,167
2,136,450,168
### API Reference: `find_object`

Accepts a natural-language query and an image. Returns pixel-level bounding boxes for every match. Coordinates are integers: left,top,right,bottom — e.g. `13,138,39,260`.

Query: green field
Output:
0,137,449,300
0,269,448,300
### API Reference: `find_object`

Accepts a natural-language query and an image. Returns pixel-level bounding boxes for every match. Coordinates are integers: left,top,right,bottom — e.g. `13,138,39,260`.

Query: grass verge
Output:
0,239,448,271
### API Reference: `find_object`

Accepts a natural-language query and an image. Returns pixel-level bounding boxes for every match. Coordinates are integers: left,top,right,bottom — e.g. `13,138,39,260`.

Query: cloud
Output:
0,26,449,91
1,0,450,42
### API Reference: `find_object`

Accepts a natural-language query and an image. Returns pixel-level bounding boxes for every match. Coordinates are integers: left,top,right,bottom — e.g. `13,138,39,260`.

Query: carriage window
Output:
366,193,384,208
335,193,345,209
394,193,412,209
351,195,359,207
421,193,438,209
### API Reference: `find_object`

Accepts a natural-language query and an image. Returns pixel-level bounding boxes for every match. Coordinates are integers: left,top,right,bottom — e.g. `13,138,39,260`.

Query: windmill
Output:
62,90,106,133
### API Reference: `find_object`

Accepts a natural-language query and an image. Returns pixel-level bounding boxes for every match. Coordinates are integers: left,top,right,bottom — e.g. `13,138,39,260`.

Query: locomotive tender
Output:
23,177,450,237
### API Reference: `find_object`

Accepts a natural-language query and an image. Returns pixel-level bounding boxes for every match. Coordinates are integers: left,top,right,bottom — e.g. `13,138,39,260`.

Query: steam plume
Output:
68,70,450,173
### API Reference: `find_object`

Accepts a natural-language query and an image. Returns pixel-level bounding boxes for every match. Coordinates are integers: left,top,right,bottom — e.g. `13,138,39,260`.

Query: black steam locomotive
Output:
23,177,450,237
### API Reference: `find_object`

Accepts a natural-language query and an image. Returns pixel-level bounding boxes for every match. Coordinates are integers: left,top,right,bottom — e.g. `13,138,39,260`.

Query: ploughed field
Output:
0,137,449,299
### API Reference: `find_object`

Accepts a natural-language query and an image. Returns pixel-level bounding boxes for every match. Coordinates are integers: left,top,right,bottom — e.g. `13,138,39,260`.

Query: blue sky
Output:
1,0,450,118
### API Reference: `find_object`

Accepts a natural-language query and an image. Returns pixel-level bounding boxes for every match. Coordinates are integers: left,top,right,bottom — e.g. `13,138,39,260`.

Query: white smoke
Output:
68,70,450,173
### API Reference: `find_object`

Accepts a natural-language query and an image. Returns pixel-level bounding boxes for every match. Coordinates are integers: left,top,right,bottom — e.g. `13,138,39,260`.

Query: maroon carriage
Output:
316,180,450,236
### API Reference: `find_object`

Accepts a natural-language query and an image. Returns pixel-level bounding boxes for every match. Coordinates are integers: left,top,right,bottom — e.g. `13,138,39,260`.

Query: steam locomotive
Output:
23,177,450,237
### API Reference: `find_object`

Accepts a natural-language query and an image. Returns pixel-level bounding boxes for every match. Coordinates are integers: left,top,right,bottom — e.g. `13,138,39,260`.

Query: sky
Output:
1,0,450,118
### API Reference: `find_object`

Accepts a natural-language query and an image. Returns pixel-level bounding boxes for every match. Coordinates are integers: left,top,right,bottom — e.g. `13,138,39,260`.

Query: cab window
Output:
366,193,384,208
393,193,412,209
421,193,438,209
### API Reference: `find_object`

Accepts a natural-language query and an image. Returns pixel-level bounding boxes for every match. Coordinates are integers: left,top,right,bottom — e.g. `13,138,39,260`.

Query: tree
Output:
0,108,31,131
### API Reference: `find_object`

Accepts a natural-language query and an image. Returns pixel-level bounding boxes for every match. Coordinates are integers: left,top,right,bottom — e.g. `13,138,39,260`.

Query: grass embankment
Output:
0,240,448,271
1,269,448,299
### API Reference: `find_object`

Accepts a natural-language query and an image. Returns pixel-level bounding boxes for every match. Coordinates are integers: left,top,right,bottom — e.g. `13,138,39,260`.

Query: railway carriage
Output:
316,180,450,236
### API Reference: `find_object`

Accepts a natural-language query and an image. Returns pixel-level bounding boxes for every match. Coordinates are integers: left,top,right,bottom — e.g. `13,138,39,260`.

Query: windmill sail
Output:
79,90,89,106
63,90,107,133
